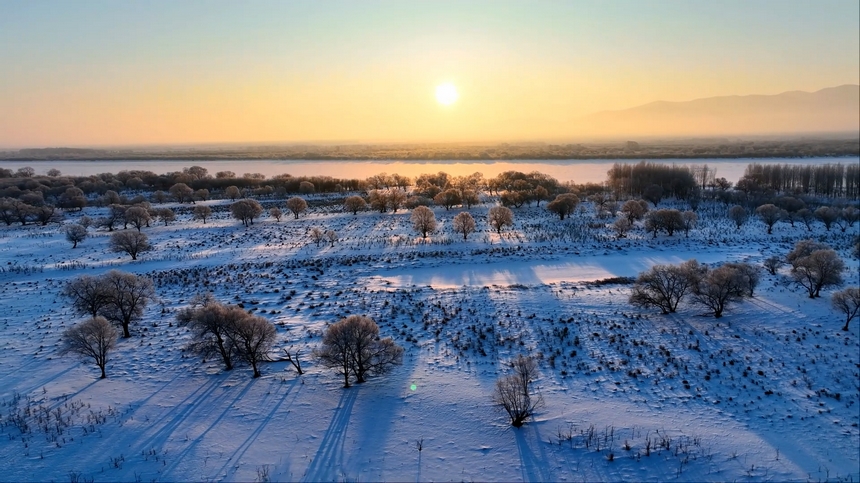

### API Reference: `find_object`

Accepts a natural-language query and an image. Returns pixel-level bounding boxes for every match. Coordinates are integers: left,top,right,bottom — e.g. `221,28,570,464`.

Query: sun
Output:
435,83,459,105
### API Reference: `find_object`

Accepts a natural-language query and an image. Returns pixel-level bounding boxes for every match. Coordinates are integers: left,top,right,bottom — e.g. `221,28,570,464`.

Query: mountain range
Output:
576,84,859,138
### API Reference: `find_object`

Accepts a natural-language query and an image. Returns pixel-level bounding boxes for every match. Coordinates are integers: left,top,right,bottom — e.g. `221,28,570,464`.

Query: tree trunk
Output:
100,365,107,379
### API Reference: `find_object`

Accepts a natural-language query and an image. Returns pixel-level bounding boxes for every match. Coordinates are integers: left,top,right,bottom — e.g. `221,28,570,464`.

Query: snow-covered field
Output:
0,196,857,482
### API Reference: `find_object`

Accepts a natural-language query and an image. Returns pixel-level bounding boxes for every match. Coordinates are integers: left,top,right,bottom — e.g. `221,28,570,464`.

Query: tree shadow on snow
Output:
303,388,359,482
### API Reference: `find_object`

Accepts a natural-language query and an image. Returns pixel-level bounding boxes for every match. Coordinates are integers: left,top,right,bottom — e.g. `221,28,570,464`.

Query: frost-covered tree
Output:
225,185,241,201
629,260,701,314
177,296,240,371
286,197,308,219
310,227,324,247
411,206,437,239
325,229,338,247
728,205,748,230
59,317,117,379
65,224,88,248
231,199,263,226
156,208,176,226
434,189,461,210
230,313,277,378
124,206,151,232
344,195,367,215
269,207,283,222
387,189,407,213
546,193,579,220
299,181,315,194
814,206,839,231
791,249,845,298
493,355,542,427
488,206,514,234
832,287,860,331
109,230,153,260
169,183,194,203
193,205,212,224
613,218,633,238
452,211,476,240
755,204,782,234
314,315,403,388
621,199,648,223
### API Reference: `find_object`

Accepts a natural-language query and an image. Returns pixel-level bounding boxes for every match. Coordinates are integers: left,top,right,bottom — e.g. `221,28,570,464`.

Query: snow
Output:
0,194,858,482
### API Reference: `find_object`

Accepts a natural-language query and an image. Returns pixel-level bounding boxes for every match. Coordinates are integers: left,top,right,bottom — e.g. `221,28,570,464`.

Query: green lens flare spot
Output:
410,384,417,391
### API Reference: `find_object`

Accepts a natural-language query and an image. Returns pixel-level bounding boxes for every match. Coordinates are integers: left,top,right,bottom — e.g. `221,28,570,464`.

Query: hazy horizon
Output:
1,1,858,147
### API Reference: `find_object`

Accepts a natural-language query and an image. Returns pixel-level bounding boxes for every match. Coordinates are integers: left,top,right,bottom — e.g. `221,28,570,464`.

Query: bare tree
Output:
791,249,845,298
193,205,212,224
110,230,153,260
728,205,748,230
692,265,748,318
411,206,437,239
287,197,308,219
755,204,782,234
269,207,283,222
629,260,701,314
65,224,88,248
493,355,543,427
344,196,367,215
100,270,155,338
59,317,117,379
231,199,263,226
314,315,403,388
124,206,151,232
488,206,514,234
156,208,176,226
763,256,783,275
230,313,277,378
832,287,860,331
452,211,476,240
194,189,210,202
62,275,111,318
681,210,697,238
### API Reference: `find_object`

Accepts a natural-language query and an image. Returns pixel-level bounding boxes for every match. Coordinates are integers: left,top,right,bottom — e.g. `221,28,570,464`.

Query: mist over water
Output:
1,157,856,184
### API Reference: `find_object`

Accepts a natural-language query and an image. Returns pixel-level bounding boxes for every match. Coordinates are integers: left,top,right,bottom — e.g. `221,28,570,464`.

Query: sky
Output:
0,0,858,148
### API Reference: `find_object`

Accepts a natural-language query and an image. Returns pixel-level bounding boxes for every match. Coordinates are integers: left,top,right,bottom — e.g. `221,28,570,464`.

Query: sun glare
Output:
435,83,459,105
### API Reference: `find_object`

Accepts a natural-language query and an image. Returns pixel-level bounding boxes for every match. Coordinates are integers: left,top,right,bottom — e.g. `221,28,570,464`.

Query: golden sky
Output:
0,1,858,147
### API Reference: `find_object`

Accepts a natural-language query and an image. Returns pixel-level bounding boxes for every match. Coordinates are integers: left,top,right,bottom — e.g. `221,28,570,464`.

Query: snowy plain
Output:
0,191,858,482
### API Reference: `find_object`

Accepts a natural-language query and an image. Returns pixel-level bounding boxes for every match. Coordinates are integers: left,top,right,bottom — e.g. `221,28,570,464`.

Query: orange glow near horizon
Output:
0,2,857,148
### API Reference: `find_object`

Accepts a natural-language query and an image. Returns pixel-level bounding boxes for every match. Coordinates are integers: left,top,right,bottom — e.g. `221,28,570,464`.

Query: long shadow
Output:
218,377,305,480
302,388,359,482
514,424,554,483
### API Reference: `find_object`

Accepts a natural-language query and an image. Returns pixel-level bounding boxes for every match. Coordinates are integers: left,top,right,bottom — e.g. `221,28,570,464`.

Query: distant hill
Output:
577,85,860,137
